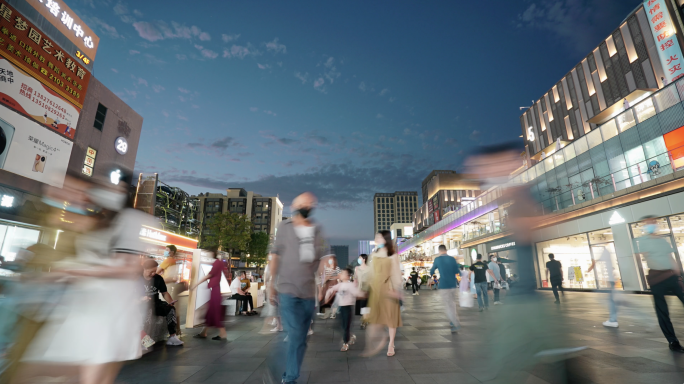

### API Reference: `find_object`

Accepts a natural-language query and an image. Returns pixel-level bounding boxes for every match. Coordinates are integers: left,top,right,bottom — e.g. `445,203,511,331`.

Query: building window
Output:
93,103,108,130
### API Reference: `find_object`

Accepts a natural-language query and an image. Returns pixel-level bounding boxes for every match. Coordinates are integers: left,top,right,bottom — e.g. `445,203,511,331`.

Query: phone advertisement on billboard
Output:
0,105,73,188
0,56,79,139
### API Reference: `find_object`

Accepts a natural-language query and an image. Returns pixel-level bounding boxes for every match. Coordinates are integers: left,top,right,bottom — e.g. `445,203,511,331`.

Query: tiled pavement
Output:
115,289,684,384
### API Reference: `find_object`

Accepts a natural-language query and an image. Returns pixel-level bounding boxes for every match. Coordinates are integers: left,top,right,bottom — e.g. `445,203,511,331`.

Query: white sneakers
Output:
413,292,419,296
270,327,283,333
307,329,314,336
166,335,184,346
494,301,503,305
602,321,618,328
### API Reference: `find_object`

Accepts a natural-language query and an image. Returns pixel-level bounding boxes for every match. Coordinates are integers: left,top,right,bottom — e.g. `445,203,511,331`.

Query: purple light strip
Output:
398,203,498,253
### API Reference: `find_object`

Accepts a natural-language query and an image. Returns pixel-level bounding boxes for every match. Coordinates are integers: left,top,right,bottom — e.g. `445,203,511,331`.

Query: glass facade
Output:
0,223,41,261
537,235,597,289
512,77,684,215
630,215,683,289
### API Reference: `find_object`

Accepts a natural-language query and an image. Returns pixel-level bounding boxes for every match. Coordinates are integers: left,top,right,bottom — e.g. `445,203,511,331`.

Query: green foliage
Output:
246,231,270,269
202,212,252,256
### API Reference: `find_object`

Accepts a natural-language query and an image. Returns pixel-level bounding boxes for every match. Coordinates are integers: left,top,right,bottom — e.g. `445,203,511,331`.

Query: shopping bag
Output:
459,290,474,307
360,307,370,315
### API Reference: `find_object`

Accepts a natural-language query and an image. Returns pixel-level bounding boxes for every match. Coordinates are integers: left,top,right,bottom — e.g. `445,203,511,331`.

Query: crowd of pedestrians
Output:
5,146,684,384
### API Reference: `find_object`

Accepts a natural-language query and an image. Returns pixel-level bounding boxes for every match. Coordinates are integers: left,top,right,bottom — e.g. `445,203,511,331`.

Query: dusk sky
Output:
73,0,643,253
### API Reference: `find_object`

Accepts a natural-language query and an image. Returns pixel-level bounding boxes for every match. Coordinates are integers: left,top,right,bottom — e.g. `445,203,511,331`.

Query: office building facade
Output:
373,191,418,234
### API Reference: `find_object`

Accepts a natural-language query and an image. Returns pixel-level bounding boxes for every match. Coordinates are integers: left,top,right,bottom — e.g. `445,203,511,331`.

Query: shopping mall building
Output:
399,0,684,292
0,0,146,264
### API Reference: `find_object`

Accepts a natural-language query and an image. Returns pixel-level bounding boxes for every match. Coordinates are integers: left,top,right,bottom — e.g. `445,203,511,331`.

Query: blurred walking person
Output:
364,231,402,357
189,246,228,340
430,245,461,332
261,254,283,333
156,244,185,336
19,169,155,384
546,254,564,303
354,254,371,329
635,215,684,352
264,192,331,384
465,143,573,383
587,247,618,328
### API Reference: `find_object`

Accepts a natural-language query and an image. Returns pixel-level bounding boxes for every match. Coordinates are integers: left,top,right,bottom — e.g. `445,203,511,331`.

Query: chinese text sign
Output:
644,0,684,83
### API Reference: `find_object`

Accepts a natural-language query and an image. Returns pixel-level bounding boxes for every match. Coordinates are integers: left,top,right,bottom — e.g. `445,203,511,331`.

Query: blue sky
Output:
73,0,642,253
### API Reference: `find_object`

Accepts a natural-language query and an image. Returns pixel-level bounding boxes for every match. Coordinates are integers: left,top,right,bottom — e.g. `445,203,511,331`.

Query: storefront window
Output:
587,229,622,290
0,225,41,261
536,234,597,289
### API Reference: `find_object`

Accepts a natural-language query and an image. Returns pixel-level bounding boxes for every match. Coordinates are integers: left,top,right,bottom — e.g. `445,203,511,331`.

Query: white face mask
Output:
328,259,333,265
491,257,497,262
358,257,363,265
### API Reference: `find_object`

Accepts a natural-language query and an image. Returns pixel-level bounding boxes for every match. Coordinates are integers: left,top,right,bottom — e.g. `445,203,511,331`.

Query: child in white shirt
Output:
326,267,361,351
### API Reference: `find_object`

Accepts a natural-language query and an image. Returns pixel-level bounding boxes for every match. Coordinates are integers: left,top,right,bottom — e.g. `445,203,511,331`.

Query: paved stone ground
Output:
114,289,684,384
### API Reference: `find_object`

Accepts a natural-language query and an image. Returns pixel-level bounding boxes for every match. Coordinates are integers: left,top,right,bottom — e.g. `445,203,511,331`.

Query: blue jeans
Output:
608,282,617,322
272,293,315,383
475,282,489,308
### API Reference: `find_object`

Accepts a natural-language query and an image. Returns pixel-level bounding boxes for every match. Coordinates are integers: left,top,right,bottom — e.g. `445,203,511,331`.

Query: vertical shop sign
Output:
644,0,684,83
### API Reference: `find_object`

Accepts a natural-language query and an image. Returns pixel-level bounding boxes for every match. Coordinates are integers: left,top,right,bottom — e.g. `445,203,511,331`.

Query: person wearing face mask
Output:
430,245,461,332
354,254,370,329
364,231,402,357
264,192,332,384
20,169,159,384
635,215,684,353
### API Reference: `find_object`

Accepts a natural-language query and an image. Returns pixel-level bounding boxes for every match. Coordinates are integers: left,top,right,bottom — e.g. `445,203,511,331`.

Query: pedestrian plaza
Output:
111,289,684,384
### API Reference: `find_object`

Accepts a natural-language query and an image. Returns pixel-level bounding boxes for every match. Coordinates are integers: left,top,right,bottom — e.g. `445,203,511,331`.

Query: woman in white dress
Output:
20,172,155,384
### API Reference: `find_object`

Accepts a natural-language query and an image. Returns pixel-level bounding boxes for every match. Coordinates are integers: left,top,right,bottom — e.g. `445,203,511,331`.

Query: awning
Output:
587,88,657,125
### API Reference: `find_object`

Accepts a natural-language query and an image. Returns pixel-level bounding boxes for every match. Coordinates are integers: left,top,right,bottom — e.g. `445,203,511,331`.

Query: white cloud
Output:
132,20,212,42
376,114,384,119
129,49,140,55
358,82,367,92
264,110,277,116
192,104,200,109
133,9,143,17
152,85,165,93
194,44,218,59
222,33,240,42
86,16,119,38
313,77,325,93
223,44,259,59
295,72,308,84
162,110,169,118
176,54,187,60
379,88,389,96
137,77,148,86
257,63,270,70
250,107,259,112
177,112,188,121
266,38,287,54
111,68,118,73
322,57,340,84
178,87,191,93
389,97,396,103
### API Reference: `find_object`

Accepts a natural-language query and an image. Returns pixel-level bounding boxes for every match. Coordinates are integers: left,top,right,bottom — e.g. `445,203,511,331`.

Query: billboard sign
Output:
644,0,684,83
0,1,91,108
0,56,78,138
0,105,73,188
23,0,99,61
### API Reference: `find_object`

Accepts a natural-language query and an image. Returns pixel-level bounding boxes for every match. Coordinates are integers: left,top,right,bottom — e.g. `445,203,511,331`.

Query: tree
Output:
202,212,252,258
246,231,270,273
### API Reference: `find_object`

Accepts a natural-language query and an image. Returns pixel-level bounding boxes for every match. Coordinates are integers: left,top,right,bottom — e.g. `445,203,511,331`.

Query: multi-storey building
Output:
397,1,684,294
358,240,374,256
373,191,418,234
133,174,199,237
413,171,481,233
193,188,283,243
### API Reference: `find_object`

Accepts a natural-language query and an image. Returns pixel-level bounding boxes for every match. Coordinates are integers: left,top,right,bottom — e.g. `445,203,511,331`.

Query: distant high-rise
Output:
331,245,350,267
414,171,481,233
373,191,418,234
358,240,374,256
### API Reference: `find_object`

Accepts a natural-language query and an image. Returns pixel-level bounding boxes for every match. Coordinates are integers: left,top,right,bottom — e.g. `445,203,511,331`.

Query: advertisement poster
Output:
0,57,79,139
0,105,73,188
644,0,684,83
0,0,91,108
